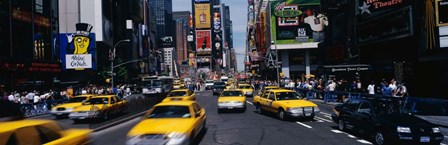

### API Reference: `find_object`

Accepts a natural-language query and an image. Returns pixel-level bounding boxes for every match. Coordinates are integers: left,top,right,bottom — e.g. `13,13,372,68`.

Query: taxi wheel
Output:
374,131,388,145
278,109,287,120
338,119,346,131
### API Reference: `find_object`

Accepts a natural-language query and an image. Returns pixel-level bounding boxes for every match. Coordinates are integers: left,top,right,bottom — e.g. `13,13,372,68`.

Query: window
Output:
36,126,61,144
357,102,372,115
268,93,275,100
6,133,18,145
345,100,361,111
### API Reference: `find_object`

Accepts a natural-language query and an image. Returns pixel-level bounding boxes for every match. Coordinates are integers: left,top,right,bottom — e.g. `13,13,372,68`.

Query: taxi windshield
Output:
221,91,243,97
168,91,188,97
275,92,303,100
67,97,87,103
239,86,252,89
147,106,191,118
86,98,109,104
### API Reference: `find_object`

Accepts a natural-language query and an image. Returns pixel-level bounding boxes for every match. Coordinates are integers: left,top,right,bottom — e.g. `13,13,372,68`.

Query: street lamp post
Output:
111,39,130,88
274,41,280,87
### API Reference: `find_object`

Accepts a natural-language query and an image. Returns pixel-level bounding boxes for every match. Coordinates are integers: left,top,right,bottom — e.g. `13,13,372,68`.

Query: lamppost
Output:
111,39,130,88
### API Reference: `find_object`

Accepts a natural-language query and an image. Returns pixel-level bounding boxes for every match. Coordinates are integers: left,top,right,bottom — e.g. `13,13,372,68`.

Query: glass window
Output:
345,100,361,111
275,92,303,100
147,106,191,118
0,0,11,58
12,0,33,59
36,126,61,144
221,91,243,97
168,91,188,97
357,102,372,114
268,93,275,100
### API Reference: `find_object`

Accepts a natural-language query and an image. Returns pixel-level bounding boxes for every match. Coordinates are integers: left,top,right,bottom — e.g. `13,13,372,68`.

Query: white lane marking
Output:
313,118,325,122
315,116,332,122
296,122,312,129
445,136,448,138
347,134,356,138
440,143,446,145
331,129,343,133
320,112,332,116
246,101,253,105
356,140,372,144
324,115,332,119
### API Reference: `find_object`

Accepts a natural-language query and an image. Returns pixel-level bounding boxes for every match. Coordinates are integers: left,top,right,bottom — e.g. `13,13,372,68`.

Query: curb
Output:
93,111,146,132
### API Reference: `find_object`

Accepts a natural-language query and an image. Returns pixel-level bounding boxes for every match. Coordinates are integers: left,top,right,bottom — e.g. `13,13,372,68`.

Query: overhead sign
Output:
195,0,210,2
65,54,93,69
436,0,448,26
187,35,194,42
358,0,407,16
196,30,212,55
195,4,211,29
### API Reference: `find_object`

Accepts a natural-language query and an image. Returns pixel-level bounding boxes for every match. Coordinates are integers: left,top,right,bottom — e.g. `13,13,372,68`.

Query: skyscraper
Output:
156,0,173,40
173,11,191,66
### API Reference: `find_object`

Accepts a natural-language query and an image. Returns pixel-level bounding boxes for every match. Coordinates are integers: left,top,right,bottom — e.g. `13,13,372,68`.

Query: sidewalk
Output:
310,99,448,128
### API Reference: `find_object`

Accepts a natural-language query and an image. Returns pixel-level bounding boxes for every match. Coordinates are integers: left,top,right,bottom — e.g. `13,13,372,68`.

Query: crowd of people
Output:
252,78,408,102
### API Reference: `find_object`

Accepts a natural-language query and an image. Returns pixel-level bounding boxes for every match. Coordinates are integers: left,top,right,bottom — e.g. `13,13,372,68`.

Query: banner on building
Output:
59,23,96,70
196,30,212,55
270,0,323,44
195,4,211,29
436,0,448,26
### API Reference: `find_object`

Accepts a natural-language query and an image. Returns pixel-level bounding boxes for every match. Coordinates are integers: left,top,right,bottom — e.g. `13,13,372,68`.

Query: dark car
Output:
213,81,226,95
331,98,444,145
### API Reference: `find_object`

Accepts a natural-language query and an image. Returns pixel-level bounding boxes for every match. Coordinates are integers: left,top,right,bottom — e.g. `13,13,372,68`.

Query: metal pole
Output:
111,39,130,88
275,41,280,87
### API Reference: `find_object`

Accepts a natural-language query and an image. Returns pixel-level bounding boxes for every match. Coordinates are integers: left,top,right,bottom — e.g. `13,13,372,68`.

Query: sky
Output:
172,0,247,72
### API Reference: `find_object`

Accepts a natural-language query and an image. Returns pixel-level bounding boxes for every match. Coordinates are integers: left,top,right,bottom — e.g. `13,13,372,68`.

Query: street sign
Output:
188,35,194,42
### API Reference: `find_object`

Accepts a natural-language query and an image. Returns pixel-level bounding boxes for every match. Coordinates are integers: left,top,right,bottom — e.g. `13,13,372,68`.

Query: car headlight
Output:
432,127,440,133
166,132,188,145
65,108,74,112
397,126,411,133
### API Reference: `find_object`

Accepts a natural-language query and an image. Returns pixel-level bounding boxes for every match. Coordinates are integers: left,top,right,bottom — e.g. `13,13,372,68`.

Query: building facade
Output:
156,0,173,39
163,47,177,77
173,11,191,66
0,0,61,91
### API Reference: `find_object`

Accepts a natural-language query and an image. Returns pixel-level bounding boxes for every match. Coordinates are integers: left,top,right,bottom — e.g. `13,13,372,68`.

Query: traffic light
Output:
106,78,111,83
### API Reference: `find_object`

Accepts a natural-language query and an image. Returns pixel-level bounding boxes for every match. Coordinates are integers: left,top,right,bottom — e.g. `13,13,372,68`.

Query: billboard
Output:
436,0,448,26
270,0,322,44
60,23,96,70
196,30,212,55
195,4,211,29
195,0,210,2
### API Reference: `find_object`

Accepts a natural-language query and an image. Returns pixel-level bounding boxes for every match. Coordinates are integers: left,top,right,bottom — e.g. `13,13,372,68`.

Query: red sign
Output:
0,61,61,73
196,30,212,55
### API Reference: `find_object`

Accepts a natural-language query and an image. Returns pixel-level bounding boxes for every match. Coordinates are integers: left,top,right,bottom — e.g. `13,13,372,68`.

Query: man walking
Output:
367,81,375,95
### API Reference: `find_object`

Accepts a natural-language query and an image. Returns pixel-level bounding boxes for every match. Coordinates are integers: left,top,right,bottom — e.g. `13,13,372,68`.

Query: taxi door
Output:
259,92,272,112
15,127,41,145
192,103,206,137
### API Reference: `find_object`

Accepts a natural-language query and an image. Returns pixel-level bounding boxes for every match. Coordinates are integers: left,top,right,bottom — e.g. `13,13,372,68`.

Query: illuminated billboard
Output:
196,30,212,55
195,4,211,29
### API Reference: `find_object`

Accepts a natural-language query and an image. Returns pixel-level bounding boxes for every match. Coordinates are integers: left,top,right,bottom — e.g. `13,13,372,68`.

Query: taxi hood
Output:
128,118,195,136
277,100,317,108
218,97,246,102
72,104,108,111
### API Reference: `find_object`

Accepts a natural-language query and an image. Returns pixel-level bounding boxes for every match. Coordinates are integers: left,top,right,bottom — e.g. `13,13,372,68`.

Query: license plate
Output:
228,107,234,109
420,137,430,142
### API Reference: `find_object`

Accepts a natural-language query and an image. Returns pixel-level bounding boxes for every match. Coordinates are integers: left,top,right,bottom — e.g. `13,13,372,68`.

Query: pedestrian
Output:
367,81,375,95
8,92,15,102
396,82,408,97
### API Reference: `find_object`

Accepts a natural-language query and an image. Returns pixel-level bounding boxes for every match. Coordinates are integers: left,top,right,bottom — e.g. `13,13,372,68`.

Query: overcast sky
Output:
172,0,247,72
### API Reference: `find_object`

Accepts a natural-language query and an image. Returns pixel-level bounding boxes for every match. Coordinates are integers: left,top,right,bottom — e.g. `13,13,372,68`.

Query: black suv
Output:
213,81,226,95
331,98,444,145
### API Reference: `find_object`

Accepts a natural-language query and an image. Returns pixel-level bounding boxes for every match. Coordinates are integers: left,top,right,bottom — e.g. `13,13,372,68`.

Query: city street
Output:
87,90,448,145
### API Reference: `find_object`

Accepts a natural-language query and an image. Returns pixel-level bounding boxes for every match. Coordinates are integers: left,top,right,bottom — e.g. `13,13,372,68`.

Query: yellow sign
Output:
195,4,211,29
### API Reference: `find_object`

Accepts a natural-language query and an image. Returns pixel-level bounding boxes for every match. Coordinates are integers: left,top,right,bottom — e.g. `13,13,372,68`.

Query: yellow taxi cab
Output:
173,79,184,89
69,95,128,123
50,94,95,119
0,119,92,145
217,90,246,113
162,89,196,102
253,89,319,120
237,84,254,97
126,101,206,145
258,86,280,96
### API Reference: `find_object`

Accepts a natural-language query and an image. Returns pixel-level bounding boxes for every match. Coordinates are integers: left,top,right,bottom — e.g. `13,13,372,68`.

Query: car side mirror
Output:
195,111,201,117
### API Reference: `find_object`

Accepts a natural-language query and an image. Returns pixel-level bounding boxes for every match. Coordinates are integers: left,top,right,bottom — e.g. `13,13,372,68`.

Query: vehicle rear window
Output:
168,91,187,97
345,100,361,111
221,91,243,97
147,106,191,118
36,126,61,144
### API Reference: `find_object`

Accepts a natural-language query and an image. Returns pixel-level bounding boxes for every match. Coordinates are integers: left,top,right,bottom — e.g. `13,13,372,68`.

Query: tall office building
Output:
156,0,173,39
173,11,191,66
224,5,233,49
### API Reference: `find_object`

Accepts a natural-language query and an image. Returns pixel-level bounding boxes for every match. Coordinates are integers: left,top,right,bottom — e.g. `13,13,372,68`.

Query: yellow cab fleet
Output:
50,94,95,119
69,95,128,123
162,89,196,102
217,89,246,113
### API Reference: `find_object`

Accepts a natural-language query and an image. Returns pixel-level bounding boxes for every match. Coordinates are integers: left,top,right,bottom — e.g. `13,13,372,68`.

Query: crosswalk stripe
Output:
331,129,343,133
320,112,332,116
246,101,253,105
324,115,332,119
356,140,372,144
296,122,312,129
315,116,332,122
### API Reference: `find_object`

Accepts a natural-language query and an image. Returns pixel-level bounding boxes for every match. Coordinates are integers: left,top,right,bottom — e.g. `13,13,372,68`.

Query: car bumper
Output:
50,110,72,116
69,112,99,120
286,108,319,118
218,103,245,109
391,133,444,144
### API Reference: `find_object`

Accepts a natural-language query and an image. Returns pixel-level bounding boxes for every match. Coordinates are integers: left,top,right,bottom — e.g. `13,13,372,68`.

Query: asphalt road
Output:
89,90,378,145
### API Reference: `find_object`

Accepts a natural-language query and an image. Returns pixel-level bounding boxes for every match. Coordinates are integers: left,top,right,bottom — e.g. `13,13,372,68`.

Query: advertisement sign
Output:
60,23,96,70
357,0,409,16
196,30,212,55
436,0,448,26
195,0,210,2
65,54,93,69
195,4,211,29
270,0,321,44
